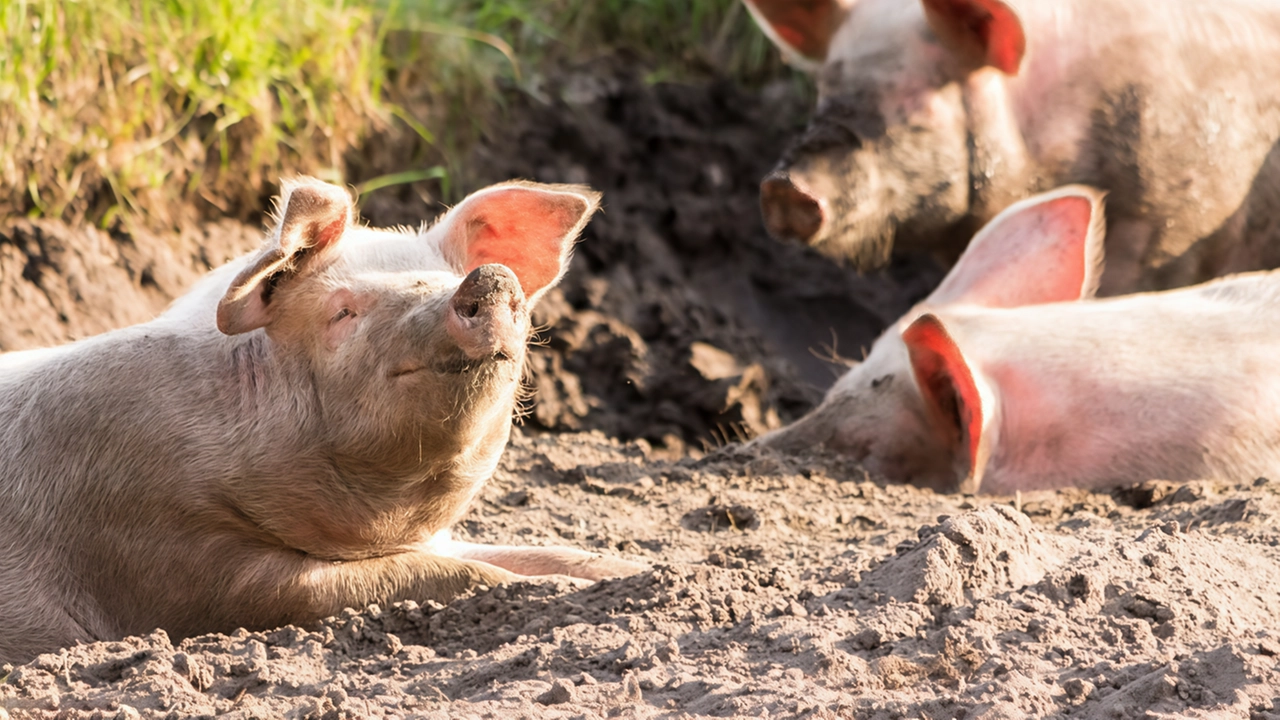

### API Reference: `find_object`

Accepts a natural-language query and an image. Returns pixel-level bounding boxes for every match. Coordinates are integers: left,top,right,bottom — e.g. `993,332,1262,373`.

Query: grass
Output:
0,0,783,230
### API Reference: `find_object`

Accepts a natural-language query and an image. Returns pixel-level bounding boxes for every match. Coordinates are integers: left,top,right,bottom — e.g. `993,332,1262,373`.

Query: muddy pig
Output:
753,185,1280,493
745,0,1280,293
0,177,646,665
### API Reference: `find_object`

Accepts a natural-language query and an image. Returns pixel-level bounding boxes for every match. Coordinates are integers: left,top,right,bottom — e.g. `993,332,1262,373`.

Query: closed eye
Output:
331,308,354,323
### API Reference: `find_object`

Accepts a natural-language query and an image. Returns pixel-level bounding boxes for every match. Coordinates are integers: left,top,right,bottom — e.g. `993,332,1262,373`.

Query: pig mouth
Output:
390,350,519,378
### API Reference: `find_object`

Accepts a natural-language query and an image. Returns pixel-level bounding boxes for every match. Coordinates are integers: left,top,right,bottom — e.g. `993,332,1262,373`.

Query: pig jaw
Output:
255,344,525,560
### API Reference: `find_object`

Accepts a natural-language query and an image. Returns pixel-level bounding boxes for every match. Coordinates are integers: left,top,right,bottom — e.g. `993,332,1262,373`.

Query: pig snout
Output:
760,171,826,245
445,264,527,361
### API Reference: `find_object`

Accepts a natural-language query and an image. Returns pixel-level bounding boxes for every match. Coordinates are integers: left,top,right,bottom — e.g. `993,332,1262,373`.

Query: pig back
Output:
939,272,1280,492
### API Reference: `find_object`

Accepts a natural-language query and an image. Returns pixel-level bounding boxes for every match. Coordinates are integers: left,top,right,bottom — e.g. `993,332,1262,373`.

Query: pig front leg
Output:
274,551,522,622
422,530,650,582
241,541,644,632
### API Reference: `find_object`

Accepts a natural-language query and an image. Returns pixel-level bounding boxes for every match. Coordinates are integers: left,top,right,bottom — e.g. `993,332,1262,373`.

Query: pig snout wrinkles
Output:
760,171,826,244
445,264,527,361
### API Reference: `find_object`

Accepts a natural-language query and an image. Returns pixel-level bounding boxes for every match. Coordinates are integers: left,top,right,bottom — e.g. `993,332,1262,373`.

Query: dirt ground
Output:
3,64,1280,719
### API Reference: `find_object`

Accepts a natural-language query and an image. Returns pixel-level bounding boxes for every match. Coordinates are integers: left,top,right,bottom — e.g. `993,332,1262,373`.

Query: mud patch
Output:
0,219,259,352
680,504,762,532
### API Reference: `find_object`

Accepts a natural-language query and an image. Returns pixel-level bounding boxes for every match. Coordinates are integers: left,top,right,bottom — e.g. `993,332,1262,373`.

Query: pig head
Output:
753,185,1106,491
0,177,644,665
746,0,1280,292
754,184,1280,493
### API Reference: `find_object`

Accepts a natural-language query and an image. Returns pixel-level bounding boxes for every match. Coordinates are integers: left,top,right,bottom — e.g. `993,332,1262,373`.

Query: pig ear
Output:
921,0,1026,75
217,179,353,335
437,182,601,303
926,185,1106,309
902,313,990,493
742,0,854,69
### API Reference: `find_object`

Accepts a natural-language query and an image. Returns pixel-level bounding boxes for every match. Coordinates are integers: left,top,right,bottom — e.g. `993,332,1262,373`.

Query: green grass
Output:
1,0,783,229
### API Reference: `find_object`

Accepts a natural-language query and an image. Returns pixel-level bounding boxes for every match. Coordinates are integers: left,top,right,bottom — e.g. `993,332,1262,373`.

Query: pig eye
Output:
330,308,354,323
871,375,893,390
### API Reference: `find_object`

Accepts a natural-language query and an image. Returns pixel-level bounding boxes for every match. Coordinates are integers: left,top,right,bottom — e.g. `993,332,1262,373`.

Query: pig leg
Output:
245,545,636,629
0,597,97,666
225,550,525,628
422,530,649,581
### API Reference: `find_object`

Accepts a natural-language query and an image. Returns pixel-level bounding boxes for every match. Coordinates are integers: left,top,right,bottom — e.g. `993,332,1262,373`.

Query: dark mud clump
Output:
479,66,945,445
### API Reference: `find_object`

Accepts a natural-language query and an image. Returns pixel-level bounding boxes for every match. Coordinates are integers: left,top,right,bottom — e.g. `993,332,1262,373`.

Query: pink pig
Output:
754,185,1280,493
744,0,1280,293
0,178,644,664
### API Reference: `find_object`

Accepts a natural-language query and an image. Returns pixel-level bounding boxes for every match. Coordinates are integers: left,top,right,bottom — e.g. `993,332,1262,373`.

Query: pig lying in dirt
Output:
745,0,1280,293
753,185,1280,494
0,178,644,665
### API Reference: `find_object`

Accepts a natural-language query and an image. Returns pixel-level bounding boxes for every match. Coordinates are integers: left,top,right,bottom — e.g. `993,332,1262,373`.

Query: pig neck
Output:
216,332,518,560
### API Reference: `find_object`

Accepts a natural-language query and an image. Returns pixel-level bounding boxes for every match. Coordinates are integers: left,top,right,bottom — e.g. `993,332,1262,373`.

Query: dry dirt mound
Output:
4,435,1280,719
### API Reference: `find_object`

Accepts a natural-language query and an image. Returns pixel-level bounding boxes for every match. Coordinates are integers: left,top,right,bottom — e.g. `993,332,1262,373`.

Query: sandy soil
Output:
4,438,1280,718
3,63,1280,719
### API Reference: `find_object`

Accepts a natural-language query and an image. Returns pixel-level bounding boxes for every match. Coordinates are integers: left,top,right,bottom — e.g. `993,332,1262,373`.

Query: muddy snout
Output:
445,264,528,361
760,170,826,245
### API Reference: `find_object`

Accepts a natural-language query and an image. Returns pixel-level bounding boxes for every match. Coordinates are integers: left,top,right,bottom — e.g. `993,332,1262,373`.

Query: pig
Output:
752,185,1280,493
745,0,1280,293
0,177,645,665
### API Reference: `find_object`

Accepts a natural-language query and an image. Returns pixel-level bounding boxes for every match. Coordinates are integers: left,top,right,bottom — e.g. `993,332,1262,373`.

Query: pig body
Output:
748,0,1280,293
755,186,1280,493
0,178,643,665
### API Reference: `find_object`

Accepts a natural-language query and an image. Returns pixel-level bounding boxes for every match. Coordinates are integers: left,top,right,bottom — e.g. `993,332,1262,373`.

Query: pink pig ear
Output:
217,178,352,335
742,0,855,68
902,313,990,493
921,0,1026,75
926,185,1106,309
439,182,601,302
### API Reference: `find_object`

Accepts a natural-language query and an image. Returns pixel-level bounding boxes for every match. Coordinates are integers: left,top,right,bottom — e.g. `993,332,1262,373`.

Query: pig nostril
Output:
463,301,480,318
760,174,824,244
